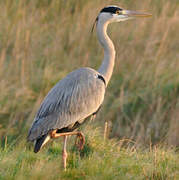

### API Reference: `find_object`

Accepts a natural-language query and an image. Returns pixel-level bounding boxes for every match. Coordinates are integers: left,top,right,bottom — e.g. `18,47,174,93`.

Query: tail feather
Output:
34,134,50,153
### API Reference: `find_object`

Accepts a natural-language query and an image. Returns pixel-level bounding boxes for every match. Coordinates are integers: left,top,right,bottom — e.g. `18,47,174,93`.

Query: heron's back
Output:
28,67,106,141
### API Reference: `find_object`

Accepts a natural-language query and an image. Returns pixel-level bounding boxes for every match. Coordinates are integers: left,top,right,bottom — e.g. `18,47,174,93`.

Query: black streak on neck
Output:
97,74,106,86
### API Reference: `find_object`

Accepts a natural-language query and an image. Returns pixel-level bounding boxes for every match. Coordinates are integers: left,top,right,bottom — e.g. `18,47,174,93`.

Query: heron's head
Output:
95,5,151,25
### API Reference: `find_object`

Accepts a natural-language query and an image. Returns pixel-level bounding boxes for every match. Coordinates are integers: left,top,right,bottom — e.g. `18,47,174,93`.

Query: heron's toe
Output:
75,132,85,150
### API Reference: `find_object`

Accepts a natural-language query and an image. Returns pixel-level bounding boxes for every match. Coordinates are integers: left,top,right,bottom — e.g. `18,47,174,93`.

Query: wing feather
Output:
28,68,105,141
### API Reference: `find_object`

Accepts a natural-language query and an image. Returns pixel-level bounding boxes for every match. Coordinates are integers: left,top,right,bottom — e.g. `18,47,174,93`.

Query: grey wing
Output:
28,68,105,141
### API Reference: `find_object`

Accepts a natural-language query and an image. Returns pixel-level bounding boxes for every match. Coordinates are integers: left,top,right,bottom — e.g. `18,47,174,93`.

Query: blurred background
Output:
0,0,178,147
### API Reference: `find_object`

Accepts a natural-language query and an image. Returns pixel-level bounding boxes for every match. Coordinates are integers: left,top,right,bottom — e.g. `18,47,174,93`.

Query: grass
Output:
0,127,178,180
0,0,179,179
0,0,178,144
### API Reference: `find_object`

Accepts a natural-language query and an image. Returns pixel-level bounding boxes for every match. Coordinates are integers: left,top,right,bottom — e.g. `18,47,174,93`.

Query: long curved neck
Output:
97,20,116,86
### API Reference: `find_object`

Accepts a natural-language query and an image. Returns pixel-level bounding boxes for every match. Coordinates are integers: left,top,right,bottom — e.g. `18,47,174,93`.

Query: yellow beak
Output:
122,10,152,17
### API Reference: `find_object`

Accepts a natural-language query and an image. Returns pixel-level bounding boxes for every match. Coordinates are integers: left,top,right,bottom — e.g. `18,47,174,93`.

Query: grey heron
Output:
28,5,151,170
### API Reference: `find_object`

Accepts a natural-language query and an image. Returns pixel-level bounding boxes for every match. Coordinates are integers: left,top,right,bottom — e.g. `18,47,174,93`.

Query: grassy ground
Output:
0,0,179,179
0,127,178,180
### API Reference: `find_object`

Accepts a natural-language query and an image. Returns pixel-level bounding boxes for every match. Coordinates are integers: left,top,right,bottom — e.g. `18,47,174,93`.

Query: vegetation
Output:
0,0,178,179
0,127,179,180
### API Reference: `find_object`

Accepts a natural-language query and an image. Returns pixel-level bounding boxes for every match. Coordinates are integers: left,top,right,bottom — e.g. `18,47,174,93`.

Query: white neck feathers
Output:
97,20,116,86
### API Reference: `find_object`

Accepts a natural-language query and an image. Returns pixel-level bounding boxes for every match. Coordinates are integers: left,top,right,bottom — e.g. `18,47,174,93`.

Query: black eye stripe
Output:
100,6,123,14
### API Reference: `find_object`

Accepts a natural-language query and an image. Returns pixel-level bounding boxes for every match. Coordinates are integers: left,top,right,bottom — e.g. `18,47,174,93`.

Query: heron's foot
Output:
50,130,85,150
75,132,85,151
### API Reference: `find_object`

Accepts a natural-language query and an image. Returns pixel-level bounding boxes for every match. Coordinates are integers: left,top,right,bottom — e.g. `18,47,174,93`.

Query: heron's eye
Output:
116,10,122,15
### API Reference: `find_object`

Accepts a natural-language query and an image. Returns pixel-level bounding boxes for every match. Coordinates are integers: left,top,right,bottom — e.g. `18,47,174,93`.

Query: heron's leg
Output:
62,136,68,171
50,130,85,150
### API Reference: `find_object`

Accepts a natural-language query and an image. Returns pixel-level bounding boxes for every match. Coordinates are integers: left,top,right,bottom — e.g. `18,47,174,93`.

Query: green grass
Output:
0,0,179,178
0,127,178,180
0,0,179,144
